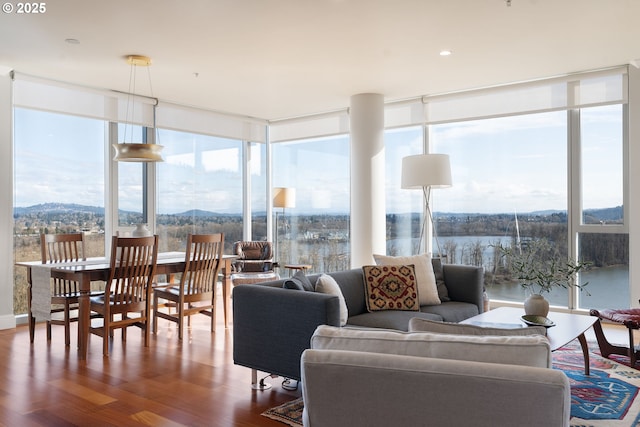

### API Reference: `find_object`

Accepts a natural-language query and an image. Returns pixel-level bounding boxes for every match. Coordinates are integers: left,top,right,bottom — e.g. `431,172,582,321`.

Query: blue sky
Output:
13,105,623,215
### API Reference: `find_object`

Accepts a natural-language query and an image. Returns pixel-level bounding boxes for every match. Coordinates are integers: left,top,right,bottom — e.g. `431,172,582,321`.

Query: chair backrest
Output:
181,233,224,295
106,235,158,306
40,233,86,264
232,241,274,272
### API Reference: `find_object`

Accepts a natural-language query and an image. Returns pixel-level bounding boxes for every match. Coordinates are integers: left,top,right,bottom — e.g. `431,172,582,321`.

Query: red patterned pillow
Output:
362,264,419,312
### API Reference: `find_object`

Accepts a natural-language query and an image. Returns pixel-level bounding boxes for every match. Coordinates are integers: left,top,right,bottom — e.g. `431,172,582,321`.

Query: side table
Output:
284,264,312,276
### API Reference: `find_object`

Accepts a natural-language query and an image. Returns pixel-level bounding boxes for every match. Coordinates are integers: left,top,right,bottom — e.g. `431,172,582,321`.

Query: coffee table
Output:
461,306,597,375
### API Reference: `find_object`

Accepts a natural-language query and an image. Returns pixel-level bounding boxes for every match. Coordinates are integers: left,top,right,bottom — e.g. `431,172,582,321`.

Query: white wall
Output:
0,73,16,329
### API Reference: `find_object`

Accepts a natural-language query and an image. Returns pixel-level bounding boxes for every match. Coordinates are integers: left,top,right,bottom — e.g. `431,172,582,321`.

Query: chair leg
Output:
592,318,640,365
178,304,184,340
46,320,52,341
64,302,71,347
28,287,35,344
103,315,110,357
211,294,216,333
152,293,158,334
143,311,150,347
629,326,638,366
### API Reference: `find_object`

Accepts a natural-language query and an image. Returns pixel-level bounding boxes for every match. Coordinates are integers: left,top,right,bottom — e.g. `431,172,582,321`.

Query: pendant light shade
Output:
113,55,164,162
112,143,164,162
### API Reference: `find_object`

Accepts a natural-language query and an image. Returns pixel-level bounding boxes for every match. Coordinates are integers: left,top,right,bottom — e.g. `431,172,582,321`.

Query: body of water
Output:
386,235,629,310
288,235,630,310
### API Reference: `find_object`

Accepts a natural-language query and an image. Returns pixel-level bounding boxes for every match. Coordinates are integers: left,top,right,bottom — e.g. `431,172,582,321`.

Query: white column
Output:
628,65,640,307
350,93,386,268
0,71,16,329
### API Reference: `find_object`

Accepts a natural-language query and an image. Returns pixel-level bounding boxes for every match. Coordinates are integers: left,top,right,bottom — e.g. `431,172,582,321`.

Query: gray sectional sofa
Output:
232,260,484,382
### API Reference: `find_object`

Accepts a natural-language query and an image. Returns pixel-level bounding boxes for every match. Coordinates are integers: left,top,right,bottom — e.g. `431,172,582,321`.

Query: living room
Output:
1,1,640,425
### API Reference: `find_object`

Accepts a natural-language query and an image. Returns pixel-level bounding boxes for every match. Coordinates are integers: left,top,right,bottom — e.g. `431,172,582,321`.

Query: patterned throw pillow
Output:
373,253,440,306
362,265,419,312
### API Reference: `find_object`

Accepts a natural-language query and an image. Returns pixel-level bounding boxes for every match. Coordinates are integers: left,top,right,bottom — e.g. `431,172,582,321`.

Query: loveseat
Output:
301,325,570,427
232,258,484,383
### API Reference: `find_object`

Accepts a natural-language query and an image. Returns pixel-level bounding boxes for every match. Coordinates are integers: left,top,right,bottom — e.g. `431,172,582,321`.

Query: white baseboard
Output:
0,314,16,330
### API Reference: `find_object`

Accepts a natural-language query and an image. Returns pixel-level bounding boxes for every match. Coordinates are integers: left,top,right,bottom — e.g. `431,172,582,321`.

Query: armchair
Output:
231,241,279,285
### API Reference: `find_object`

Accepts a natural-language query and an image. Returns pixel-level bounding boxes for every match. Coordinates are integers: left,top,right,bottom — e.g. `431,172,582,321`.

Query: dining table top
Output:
16,252,238,268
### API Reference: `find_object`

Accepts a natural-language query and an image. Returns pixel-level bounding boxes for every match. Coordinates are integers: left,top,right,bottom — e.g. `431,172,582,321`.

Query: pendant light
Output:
112,55,164,162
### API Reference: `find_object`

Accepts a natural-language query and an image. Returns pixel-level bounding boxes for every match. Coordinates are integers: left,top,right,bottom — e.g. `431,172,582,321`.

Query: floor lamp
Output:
273,187,296,265
401,154,452,257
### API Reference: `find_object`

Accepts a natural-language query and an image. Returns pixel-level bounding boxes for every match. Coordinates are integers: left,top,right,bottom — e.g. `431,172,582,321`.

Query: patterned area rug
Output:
554,341,640,426
262,397,304,427
262,342,640,427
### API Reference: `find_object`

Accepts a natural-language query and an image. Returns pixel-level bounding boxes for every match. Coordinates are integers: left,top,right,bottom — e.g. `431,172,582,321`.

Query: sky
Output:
13,105,623,215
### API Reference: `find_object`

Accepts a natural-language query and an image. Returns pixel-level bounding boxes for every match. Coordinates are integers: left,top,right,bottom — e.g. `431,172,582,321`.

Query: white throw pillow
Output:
315,274,348,326
373,253,440,306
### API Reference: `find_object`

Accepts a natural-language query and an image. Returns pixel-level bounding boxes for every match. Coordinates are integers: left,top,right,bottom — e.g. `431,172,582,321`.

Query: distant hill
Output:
14,203,240,218
584,206,623,222
14,203,624,222
169,209,239,218
14,203,104,216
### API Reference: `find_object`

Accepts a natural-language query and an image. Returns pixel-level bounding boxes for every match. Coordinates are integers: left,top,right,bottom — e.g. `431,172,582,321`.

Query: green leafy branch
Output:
494,239,591,295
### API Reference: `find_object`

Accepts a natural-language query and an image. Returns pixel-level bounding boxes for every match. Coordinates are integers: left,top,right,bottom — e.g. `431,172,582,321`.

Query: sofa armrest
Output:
232,284,341,381
442,264,484,312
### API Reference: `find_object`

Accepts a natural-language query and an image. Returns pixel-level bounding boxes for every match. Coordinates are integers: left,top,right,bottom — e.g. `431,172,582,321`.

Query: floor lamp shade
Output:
273,187,296,209
401,154,452,189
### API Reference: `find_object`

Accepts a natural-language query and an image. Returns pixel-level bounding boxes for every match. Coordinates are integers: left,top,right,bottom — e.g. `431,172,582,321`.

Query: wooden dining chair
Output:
90,235,158,356
30,233,86,346
152,233,224,340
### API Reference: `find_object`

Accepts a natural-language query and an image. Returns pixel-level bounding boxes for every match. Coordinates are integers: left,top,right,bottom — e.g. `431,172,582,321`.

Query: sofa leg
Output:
250,369,272,390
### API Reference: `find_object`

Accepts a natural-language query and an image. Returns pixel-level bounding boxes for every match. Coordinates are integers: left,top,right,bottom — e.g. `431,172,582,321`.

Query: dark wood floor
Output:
0,299,301,427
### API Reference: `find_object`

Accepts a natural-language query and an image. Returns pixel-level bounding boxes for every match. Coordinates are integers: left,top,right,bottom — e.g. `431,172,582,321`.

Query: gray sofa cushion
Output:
348,310,442,331
326,269,368,316
283,270,314,291
420,301,480,322
431,257,450,302
310,325,552,368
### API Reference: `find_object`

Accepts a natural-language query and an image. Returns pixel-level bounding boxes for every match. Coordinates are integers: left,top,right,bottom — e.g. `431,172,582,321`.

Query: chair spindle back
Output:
107,235,158,306
182,234,224,295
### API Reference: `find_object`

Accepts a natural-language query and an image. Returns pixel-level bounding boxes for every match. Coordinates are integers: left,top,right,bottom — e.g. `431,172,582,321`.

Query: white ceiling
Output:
1,0,639,121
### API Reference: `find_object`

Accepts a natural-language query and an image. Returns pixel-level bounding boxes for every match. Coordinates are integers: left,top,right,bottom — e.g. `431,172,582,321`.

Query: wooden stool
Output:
590,308,640,366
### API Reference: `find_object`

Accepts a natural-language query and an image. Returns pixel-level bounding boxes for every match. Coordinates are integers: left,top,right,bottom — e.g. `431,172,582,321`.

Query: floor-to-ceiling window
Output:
272,134,350,273
384,126,423,256
432,111,570,305
429,105,627,309
116,123,146,226
249,141,268,241
576,104,628,310
13,108,106,315
155,129,243,253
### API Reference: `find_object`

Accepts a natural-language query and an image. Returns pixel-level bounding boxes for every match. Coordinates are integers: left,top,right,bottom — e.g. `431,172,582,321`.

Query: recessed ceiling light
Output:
440,50,452,56
65,38,80,45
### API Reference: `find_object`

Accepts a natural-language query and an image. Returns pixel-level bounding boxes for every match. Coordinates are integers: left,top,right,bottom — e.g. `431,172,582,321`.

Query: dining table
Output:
16,252,238,360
